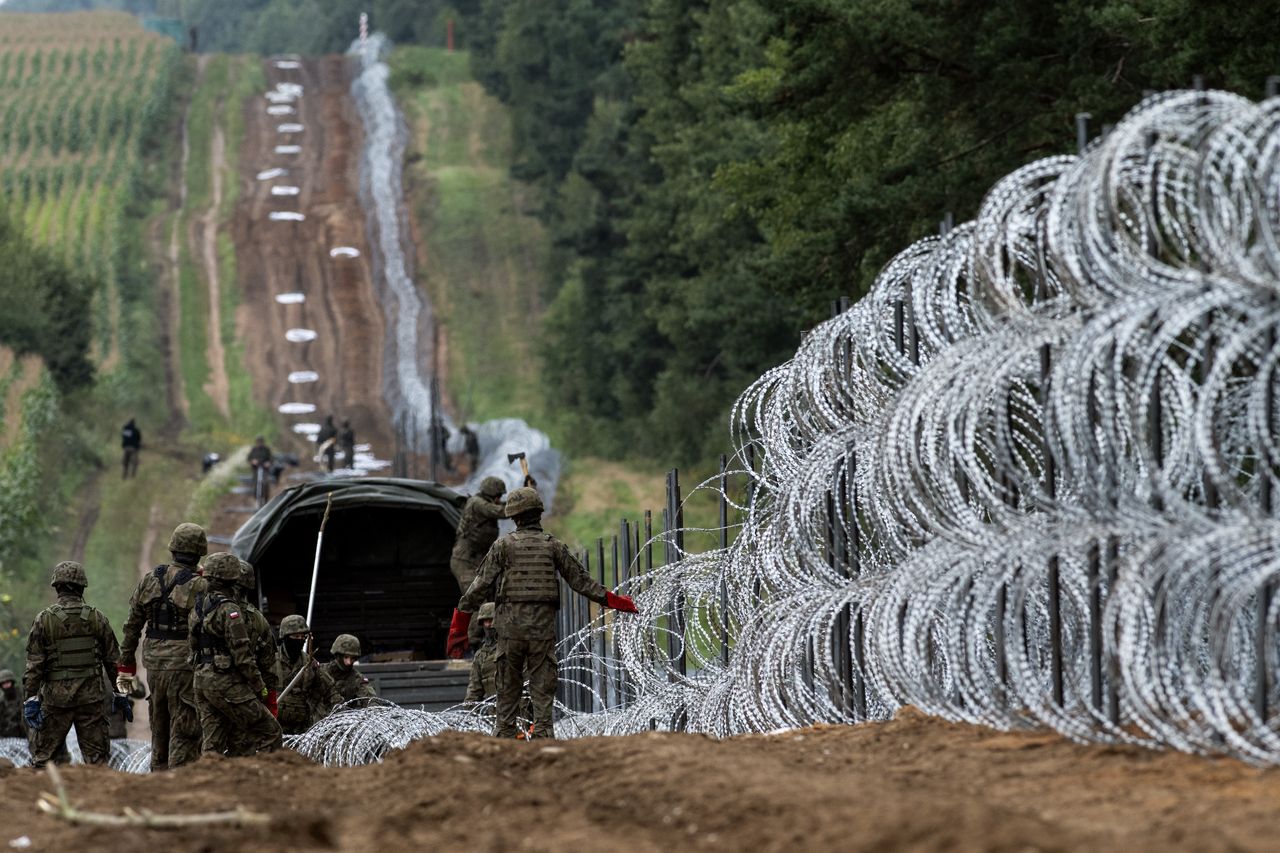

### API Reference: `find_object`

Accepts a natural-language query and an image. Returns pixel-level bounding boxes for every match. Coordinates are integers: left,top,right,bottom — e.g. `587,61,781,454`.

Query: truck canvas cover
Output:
231,478,467,661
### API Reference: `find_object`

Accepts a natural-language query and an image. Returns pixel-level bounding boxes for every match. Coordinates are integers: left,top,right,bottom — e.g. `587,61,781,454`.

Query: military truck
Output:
230,478,471,709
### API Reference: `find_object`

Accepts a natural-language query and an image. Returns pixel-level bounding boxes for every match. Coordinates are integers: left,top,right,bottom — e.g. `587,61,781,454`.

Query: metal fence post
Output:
719,454,730,667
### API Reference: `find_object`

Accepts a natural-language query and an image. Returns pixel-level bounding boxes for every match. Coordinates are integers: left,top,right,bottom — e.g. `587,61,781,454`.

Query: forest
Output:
8,0,1280,462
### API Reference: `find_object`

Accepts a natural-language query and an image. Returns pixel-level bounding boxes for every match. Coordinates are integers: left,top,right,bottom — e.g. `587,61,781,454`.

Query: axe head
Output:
507,452,526,464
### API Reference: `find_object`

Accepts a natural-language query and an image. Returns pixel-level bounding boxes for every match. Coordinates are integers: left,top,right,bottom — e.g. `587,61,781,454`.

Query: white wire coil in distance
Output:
298,89,1280,767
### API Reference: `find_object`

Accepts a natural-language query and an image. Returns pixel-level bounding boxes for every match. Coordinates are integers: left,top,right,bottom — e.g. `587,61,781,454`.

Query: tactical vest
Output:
496,530,560,604
146,564,195,640
45,604,102,681
191,592,233,669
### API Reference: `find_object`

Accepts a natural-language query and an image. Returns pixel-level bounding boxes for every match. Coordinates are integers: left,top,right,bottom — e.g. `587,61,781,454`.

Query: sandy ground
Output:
232,55,393,460
1,709,1277,852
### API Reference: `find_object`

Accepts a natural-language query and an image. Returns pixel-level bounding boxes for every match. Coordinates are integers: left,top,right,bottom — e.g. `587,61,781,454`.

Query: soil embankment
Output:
3,710,1278,851
232,55,393,458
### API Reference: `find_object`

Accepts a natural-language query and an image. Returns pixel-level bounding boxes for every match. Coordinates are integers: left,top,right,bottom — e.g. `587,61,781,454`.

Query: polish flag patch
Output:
229,612,240,619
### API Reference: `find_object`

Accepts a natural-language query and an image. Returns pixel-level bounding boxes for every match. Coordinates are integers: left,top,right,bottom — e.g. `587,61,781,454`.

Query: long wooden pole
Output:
280,494,333,702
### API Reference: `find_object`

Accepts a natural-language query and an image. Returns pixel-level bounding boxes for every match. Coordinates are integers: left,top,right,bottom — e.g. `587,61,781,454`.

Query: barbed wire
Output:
295,89,1280,767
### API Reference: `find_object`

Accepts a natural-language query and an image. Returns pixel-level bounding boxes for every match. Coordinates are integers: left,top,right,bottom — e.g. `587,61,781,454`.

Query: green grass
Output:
178,54,273,444
78,451,201,630
390,45,729,550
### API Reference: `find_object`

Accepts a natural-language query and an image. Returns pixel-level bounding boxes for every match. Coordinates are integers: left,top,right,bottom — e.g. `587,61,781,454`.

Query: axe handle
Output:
519,457,530,479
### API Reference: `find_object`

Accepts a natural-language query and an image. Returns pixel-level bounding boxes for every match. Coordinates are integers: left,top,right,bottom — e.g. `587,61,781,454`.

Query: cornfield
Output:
0,11,180,365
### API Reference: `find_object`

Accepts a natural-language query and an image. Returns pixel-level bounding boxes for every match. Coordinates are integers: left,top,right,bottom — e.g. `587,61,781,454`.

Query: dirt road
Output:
3,710,1278,851
232,56,392,458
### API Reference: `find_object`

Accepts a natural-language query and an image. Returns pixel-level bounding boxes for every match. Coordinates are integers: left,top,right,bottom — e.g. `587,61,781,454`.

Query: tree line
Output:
457,0,1280,462
10,0,1280,463
0,210,93,392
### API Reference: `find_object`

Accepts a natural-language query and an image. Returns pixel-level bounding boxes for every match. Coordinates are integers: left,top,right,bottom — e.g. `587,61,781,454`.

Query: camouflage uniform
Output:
459,490,608,739
0,668,25,737
451,478,506,648
189,553,282,757
23,562,121,766
450,478,507,594
465,636,498,702
119,523,208,771
321,634,376,705
276,615,342,735
229,561,281,757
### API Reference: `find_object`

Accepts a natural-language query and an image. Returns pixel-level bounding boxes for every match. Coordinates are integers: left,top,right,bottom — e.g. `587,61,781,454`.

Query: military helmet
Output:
279,614,309,636
477,602,496,622
50,560,87,588
479,476,505,498
330,634,361,656
203,552,242,581
168,523,209,557
0,668,15,684
504,486,543,518
238,560,256,591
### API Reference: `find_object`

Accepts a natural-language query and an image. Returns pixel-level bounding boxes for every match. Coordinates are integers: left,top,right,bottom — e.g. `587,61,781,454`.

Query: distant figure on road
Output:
338,419,356,470
248,436,272,504
449,487,638,739
461,424,480,473
121,418,141,479
317,415,337,472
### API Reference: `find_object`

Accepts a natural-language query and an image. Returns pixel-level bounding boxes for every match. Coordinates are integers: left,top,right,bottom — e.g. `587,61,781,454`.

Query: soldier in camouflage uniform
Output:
276,614,342,734
118,522,208,771
0,668,24,737
229,560,280,755
449,488,638,739
189,553,282,757
322,634,376,705
23,561,123,766
451,476,506,648
464,603,497,702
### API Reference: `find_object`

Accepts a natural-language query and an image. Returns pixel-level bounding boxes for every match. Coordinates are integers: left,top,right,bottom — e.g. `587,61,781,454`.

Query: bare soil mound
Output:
2,710,1276,851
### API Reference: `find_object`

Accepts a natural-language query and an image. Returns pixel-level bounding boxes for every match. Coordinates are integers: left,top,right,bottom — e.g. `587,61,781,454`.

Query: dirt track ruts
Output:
232,55,392,456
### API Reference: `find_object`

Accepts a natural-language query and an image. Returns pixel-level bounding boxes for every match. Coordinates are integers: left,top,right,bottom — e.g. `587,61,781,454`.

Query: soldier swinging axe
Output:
508,451,537,488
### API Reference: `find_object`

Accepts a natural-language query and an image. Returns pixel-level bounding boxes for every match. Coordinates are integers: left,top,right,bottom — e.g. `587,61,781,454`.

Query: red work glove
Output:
446,608,471,658
266,691,279,718
605,592,638,614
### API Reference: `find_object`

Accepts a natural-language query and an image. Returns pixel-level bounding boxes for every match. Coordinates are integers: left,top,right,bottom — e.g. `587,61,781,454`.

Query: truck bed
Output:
359,660,472,711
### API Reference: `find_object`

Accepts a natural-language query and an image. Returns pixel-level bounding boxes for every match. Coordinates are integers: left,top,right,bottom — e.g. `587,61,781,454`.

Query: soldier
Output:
464,603,497,703
460,425,480,474
238,555,282,727
0,668,23,737
248,437,273,502
338,419,356,470
121,418,141,479
23,561,125,767
189,553,282,757
322,634,376,705
117,522,207,771
276,615,342,735
449,487,638,739
450,476,506,648
316,416,337,472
